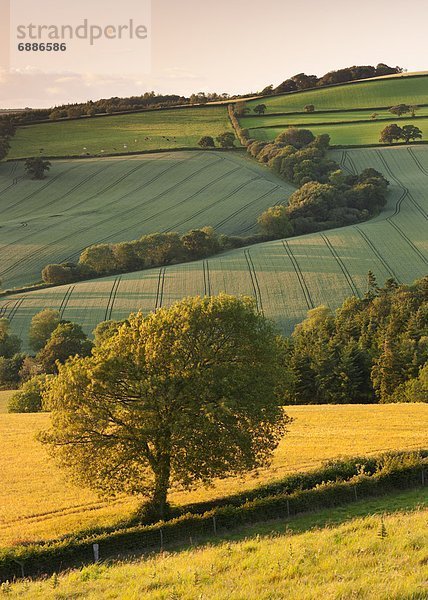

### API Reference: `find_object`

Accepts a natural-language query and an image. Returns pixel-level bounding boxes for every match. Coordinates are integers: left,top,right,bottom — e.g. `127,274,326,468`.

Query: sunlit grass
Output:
5,489,428,599
1,403,426,548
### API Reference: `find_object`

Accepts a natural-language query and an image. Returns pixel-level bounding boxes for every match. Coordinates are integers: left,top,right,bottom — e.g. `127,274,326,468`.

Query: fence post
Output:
422,469,425,486
213,516,217,535
354,486,358,501
160,528,164,551
92,543,99,562
286,499,290,518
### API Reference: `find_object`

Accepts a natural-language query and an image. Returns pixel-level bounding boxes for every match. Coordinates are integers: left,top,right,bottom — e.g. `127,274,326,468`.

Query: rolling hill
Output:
7,106,235,159
0,151,294,290
246,74,428,112
1,144,427,346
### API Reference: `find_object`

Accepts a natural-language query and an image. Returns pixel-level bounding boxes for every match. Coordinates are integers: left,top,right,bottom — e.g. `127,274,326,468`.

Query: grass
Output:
4,489,428,598
0,151,294,290
241,107,428,128
247,117,428,146
7,106,234,159
246,74,428,112
2,145,427,342
0,390,14,413
0,403,426,548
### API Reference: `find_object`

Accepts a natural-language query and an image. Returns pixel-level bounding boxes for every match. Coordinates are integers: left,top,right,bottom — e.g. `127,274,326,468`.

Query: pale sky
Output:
0,0,427,108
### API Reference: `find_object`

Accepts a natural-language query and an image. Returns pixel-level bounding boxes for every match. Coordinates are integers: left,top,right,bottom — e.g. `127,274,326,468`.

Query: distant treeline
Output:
280,275,428,404
41,227,269,285
0,117,16,160
260,63,403,96
0,63,403,127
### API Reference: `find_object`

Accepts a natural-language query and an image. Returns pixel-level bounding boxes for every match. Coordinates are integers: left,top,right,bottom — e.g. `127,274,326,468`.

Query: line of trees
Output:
6,275,427,415
260,64,403,96
247,128,389,236
42,228,227,284
380,124,423,144
279,275,428,404
0,117,16,160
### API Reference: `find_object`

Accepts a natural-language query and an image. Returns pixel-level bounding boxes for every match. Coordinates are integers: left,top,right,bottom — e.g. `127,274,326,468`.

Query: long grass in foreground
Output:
4,489,427,599
0,403,426,548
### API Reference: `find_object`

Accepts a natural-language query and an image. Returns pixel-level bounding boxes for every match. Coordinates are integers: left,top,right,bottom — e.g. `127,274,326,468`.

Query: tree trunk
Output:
151,454,171,520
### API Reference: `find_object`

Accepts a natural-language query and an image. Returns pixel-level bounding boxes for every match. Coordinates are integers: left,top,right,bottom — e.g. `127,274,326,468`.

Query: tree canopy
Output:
40,295,290,518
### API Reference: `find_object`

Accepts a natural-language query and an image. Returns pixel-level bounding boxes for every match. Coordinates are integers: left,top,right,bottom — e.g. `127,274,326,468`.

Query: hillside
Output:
4,490,428,599
247,74,428,112
0,151,294,290
241,74,428,145
7,106,235,159
0,403,426,547
2,144,426,345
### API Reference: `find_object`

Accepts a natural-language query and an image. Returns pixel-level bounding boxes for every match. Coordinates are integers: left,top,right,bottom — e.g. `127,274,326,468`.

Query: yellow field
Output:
0,390,14,413
1,404,427,548
5,491,428,599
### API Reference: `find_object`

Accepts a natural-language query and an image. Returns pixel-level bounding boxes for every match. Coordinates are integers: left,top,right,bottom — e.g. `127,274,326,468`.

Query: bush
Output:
257,205,293,238
8,375,52,413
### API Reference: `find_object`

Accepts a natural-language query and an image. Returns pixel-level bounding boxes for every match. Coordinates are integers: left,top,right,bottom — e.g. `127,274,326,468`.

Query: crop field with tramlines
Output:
0,403,426,547
2,145,427,345
7,106,235,159
0,151,294,290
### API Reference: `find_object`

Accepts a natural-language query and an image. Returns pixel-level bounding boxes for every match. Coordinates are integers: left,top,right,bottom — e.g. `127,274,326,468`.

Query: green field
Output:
5,490,428,598
2,145,427,344
247,117,428,146
7,106,235,159
0,151,294,290
241,107,428,128
0,403,426,547
246,74,428,113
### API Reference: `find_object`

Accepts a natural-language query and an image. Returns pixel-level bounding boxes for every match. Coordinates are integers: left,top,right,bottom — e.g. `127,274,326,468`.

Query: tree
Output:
0,138,10,161
25,157,51,180
379,124,403,144
8,375,52,413
304,105,315,113
253,104,267,116
40,296,290,519
216,132,236,148
409,105,420,118
198,136,215,148
41,263,82,285
37,322,92,374
275,128,315,149
389,104,411,118
400,125,422,144
180,227,220,259
258,205,293,238
0,319,22,358
29,309,61,352
78,244,117,275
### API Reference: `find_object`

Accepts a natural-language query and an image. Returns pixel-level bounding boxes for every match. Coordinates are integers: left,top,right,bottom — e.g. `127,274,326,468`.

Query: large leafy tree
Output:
40,295,290,518
25,157,51,180
37,322,92,373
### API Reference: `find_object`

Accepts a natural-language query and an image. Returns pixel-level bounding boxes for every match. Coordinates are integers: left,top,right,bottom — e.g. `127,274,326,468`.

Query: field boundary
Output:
0,452,426,581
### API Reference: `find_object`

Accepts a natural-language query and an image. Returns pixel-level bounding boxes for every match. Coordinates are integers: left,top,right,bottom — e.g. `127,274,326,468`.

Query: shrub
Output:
8,375,52,413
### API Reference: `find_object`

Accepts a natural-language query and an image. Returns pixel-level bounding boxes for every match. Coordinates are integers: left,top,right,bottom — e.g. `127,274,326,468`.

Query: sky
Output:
0,0,427,108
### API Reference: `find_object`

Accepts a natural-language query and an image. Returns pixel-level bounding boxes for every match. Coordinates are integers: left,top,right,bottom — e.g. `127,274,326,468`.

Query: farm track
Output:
244,249,264,315
282,240,314,310
320,233,360,297
354,226,401,283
